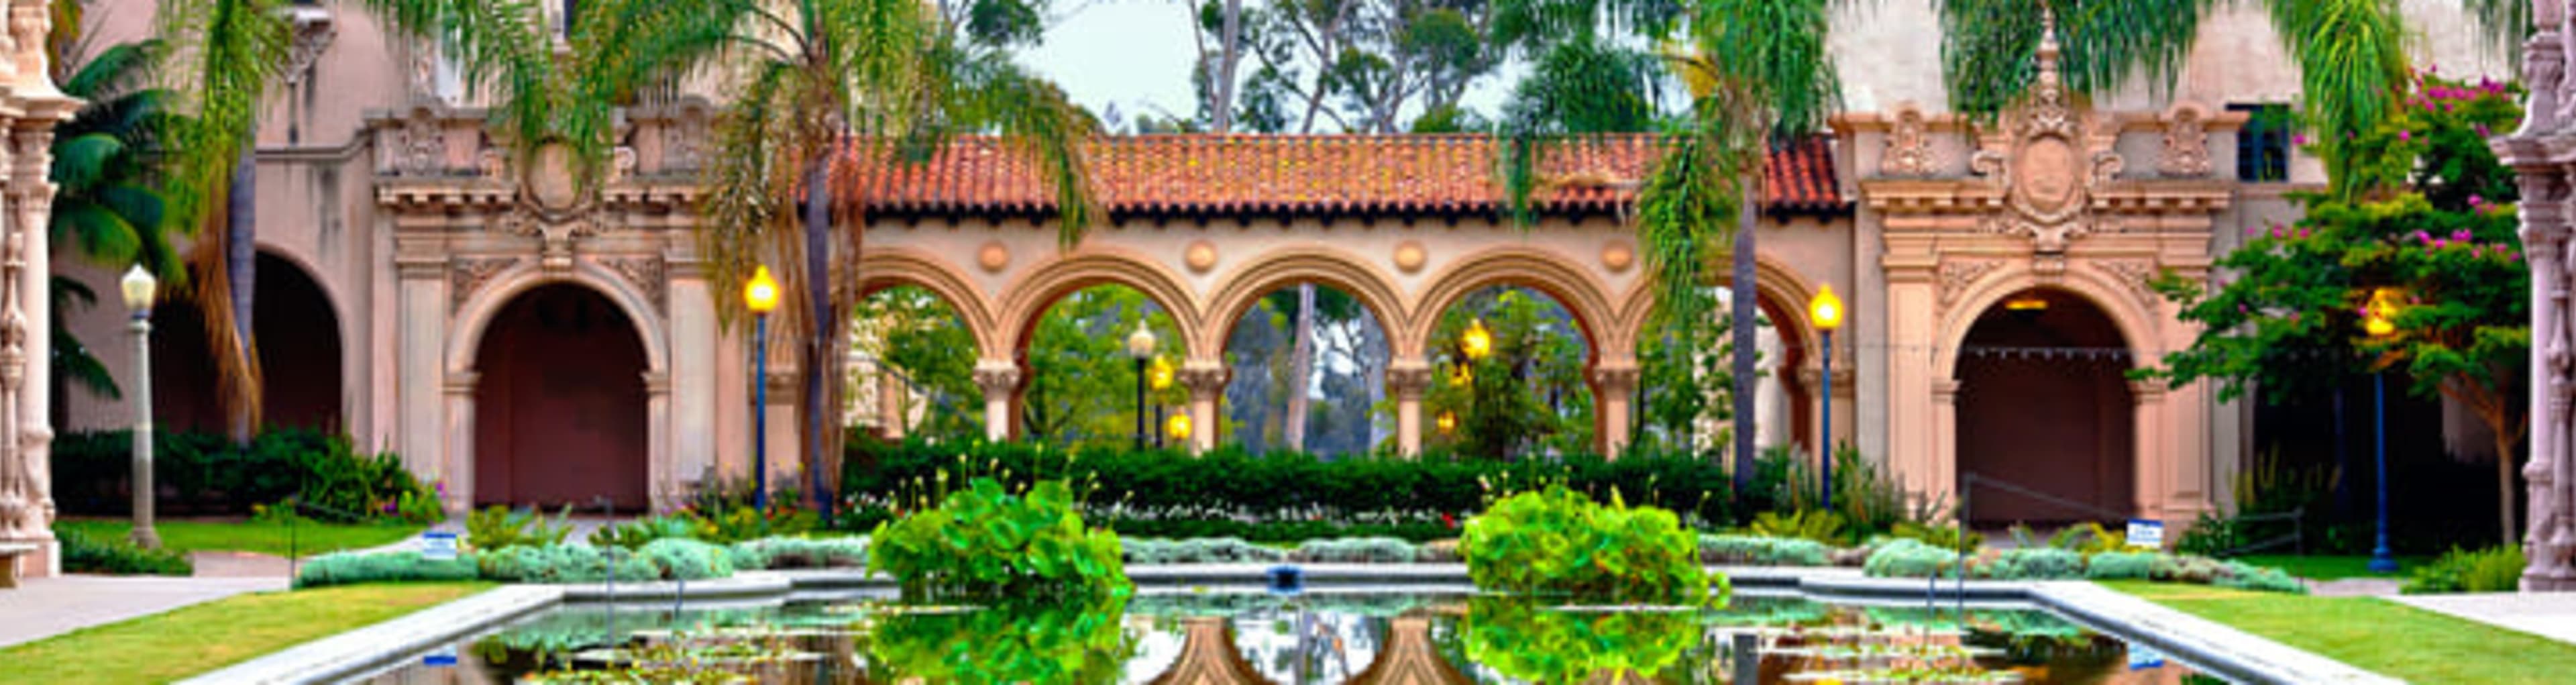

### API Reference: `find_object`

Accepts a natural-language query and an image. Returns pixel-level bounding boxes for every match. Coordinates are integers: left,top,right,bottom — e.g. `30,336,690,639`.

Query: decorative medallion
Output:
2158,103,2214,178
1937,258,2006,308
1880,102,1937,176
977,241,1011,273
608,146,639,183
600,256,668,314
525,142,585,213
1601,240,1635,273
1971,11,2125,256
661,105,711,172
1393,240,1427,274
2096,258,2163,311
449,257,519,312
1184,240,1218,273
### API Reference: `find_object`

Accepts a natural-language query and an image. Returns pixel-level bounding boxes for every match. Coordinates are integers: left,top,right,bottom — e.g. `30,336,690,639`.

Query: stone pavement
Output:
2390,592,2576,646
0,574,286,648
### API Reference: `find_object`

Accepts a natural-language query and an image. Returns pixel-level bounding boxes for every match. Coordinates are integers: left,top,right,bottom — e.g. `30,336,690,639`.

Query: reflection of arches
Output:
858,248,1004,360
998,250,1205,356
1147,617,1277,685
1951,286,2137,525
147,250,347,433
1407,247,1614,362
1203,248,1407,357
471,283,651,509
1349,615,1470,684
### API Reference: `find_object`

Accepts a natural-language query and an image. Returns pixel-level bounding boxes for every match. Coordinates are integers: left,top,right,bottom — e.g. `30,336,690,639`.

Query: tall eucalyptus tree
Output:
581,0,1097,512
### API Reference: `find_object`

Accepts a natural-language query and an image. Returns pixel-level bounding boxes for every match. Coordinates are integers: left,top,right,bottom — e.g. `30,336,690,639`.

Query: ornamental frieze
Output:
449,256,518,312
1968,12,2124,256
600,256,668,315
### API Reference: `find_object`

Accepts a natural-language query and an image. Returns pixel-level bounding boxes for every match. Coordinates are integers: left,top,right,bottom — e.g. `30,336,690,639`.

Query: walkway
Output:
0,574,286,648
2391,592,2576,646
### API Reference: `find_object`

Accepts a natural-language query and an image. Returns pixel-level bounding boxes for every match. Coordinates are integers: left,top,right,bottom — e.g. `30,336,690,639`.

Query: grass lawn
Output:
56,518,426,558
0,582,492,684
2105,580,2576,684
2235,554,2428,580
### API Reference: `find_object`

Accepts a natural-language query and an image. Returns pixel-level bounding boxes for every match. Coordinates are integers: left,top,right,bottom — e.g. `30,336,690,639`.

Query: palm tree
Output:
355,0,613,187
582,0,1098,513
157,0,292,441
49,38,186,401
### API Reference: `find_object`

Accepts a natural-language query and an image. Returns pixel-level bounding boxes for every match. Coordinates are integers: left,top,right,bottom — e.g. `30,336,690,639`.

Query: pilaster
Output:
1589,360,1640,458
972,360,1021,443
1386,359,1432,458
1178,360,1230,454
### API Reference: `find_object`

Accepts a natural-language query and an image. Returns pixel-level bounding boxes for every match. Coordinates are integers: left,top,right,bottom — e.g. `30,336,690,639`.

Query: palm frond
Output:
357,0,578,177
2265,0,2410,198
925,40,1100,246
52,276,119,401
1940,0,2214,121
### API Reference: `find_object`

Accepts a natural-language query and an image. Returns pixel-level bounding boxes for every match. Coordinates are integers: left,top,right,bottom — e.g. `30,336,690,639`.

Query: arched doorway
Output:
1217,282,1392,457
1955,288,2135,526
145,251,345,433
472,283,650,509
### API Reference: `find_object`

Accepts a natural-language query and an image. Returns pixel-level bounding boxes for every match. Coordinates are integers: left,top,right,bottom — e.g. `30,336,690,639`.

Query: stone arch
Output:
997,249,1206,357
250,241,355,352
857,248,1006,360
1405,246,1617,362
446,262,672,374
146,246,352,433
1612,250,1830,454
1201,246,1409,358
468,282,653,509
1934,264,2158,380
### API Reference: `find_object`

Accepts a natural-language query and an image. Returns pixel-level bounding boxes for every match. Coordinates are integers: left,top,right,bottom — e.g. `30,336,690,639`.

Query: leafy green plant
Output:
2403,545,2526,594
2174,511,2244,556
1747,509,1845,544
588,515,700,550
1461,597,1698,682
50,427,437,524
57,527,192,576
1971,548,2086,580
1863,539,1960,578
464,505,572,551
1460,485,1713,604
1697,534,1830,566
2084,551,2158,580
294,550,479,588
867,478,1128,602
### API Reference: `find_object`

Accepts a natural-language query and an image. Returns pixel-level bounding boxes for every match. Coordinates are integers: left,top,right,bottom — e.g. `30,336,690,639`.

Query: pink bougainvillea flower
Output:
2293,134,2308,146
2398,130,2413,142
2469,195,2486,207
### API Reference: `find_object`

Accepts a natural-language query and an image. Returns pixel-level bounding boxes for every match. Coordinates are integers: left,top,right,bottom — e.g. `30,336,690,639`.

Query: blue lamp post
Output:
745,266,780,510
1810,284,1843,508
2363,287,2400,574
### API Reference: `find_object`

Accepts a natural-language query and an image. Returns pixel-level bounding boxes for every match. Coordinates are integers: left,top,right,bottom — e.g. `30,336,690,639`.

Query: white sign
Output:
2127,519,2164,549
2128,643,2166,670
422,645,458,668
419,531,459,561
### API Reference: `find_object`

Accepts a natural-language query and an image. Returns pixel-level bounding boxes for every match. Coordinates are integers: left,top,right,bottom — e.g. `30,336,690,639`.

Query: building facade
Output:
9,1,2516,578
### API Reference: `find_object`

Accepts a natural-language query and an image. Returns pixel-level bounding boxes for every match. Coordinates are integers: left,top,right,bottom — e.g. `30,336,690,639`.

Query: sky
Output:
1022,0,1521,132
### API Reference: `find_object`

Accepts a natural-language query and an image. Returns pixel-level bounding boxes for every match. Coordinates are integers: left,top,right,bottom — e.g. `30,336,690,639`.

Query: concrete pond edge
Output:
180,564,2396,685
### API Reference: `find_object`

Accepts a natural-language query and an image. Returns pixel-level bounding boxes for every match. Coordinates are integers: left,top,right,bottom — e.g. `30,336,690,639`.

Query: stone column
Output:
1386,359,1432,458
665,258,718,496
1590,360,1640,458
644,371,672,510
2506,0,2576,591
440,372,477,512
1883,262,1941,498
1930,378,1960,505
1178,360,1230,454
877,367,906,440
394,257,447,501
2130,378,2170,521
972,359,1020,443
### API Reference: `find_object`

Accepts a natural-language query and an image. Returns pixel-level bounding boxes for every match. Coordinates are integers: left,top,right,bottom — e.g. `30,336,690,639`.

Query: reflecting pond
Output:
363,591,2219,684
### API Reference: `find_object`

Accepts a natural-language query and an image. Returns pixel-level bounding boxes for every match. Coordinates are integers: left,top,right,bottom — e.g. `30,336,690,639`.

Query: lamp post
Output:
1810,284,1844,509
2363,288,2400,574
1148,356,1175,449
120,265,160,549
745,266,780,510
1126,322,1157,450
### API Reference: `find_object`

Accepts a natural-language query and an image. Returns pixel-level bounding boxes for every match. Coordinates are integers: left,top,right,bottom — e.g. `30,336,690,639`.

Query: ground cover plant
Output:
56,525,192,576
55,517,424,558
1460,485,1715,604
2401,544,2524,594
867,478,1128,601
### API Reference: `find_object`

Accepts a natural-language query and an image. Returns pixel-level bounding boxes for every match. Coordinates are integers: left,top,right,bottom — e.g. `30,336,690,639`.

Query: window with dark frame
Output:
2230,103,2292,182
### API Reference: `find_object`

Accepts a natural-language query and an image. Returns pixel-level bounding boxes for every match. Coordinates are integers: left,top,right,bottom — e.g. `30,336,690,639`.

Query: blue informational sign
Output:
422,645,458,668
2128,643,2167,670
2127,519,2165,549
419,531,459,561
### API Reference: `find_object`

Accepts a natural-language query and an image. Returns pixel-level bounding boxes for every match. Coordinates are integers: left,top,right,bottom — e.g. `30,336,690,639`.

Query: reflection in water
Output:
366,592,2210,684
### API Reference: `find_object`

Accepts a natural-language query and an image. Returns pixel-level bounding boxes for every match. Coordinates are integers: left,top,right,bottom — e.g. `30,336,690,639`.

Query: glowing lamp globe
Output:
120,264,158,311
1126,323,1158,360
744,266,780,315
1809,284,1844,331
1460,319,1493,360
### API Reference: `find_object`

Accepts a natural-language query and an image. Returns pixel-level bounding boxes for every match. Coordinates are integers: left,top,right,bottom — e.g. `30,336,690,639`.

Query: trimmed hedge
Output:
292,535,865,588
53,427,436,523
58,527,193,576
845,439,1743,529
1698,534,1831,566
1862,539,2306,594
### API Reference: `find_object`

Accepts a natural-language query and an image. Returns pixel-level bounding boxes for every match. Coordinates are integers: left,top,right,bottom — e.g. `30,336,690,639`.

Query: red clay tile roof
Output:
836,134,1845,219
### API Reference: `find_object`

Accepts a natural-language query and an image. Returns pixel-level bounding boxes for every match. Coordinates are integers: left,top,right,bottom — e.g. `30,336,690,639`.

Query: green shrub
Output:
1290,537,1417,564
1460,486,1711,603
637,539,735,580
1697,534,1830,566
2218,560,2308,594
2403,545,2526,594
476,543,665,583
1888,521,1984,551
2153,554,2230,584
1746,510,1845,544
1862,539,1959,578
867,478,1128,601
1973,548,2085,580
294,550,479,588
466,505,574,551
729,536,869,570
50,427,438,524
682,504,818,544
58,527,192,576
1462,597,1701,681
2046,523,2128,555
2085,551,2158,580
589,516,700,550
2174,511,2244,557
1104,517,1454,543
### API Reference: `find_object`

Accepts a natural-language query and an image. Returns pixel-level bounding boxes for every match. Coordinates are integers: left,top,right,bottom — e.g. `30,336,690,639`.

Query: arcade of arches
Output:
30,49,2274,566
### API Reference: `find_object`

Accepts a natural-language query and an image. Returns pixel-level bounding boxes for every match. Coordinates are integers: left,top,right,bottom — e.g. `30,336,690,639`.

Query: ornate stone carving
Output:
658,105,712,173
2096,258,2163,310
1393,241,1427,274
971,362,1022,398
1880,102,1937,176
496,207,603,272
477,147,507,179
1971,12,2124,255
608,146,638,183
382,107,446,176
281,7,336,89
1588,364,1642,392
600,256,667,313
1937,259,2005,307
449,257,517,312
1385,361,1433,399
1177,361,1231,399
2157,103,2214,178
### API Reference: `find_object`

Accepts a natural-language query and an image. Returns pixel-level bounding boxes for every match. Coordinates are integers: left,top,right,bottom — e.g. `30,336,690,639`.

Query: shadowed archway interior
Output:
146,252,345,433
1955,288,2135,526
473,283,649,510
